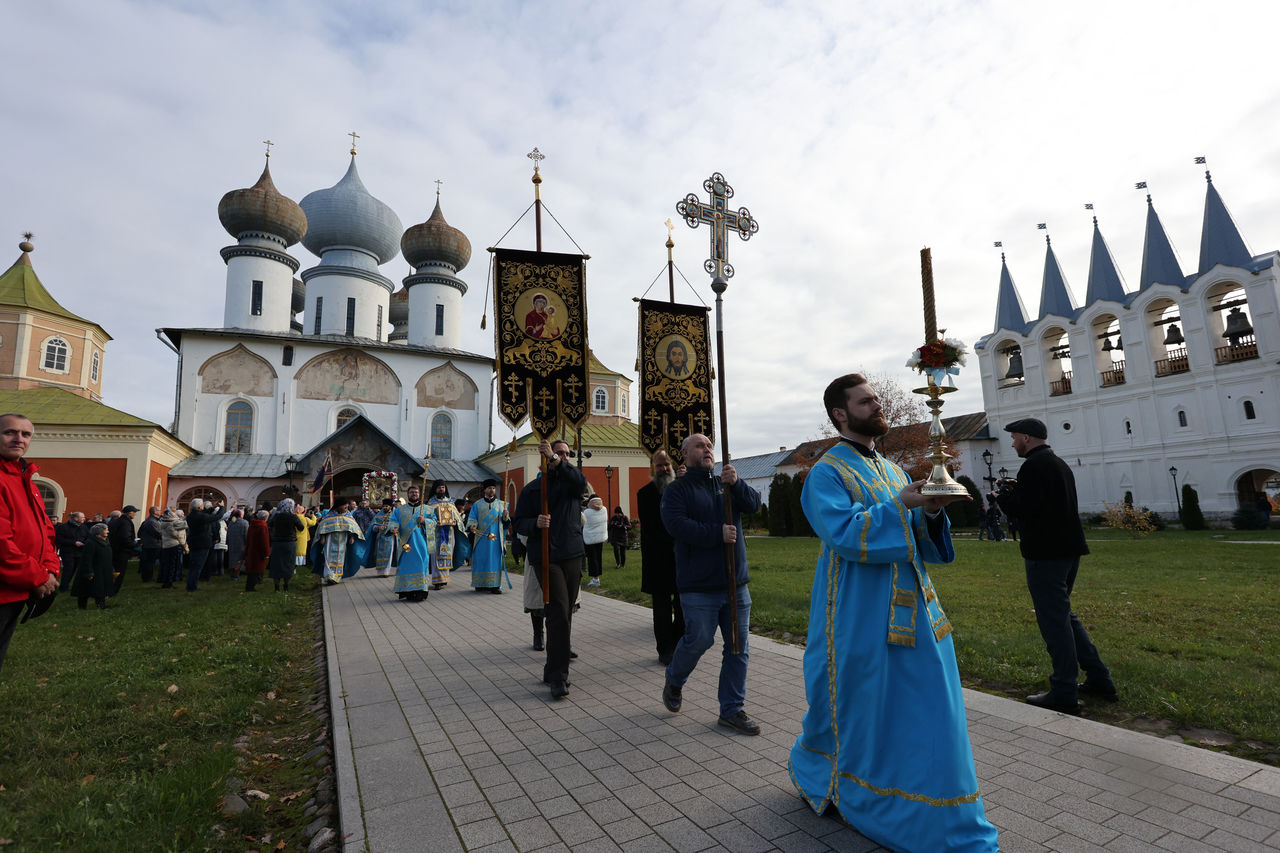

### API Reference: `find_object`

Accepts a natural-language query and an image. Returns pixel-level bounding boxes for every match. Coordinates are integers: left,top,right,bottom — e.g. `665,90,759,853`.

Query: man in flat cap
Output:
996,418,1115,715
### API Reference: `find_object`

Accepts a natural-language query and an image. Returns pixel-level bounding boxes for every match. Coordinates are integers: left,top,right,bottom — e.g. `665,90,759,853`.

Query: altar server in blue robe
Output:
789,373,998,853
467,479,509,592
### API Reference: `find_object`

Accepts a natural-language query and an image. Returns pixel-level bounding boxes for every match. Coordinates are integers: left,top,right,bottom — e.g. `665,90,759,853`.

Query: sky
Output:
7,0,1280,458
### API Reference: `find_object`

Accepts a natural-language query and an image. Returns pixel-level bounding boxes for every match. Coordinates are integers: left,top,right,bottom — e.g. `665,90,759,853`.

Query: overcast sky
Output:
7,0,1280,457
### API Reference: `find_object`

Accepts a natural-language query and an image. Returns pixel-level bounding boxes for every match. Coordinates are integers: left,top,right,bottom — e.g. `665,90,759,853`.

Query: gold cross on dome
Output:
348,131,360,155
263,139,274,157
434,178,443,196
527,147,545,175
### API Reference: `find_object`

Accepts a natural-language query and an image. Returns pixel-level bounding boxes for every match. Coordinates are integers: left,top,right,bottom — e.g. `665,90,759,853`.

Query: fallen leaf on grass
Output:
244,789,269,800
0,838,13,846
80,774,95,785
167,684,179,694
172,708,188,719
278,791,305,803
275,841,286,851
266,690,277,700
177,632,186,637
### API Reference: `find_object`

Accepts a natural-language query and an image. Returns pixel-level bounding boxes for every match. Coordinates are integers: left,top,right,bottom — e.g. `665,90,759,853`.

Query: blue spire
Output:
1139,194,1184,290
1198,171,1251,274
1038,236,1077,319
992,253,1029,334
1084,217,1127,304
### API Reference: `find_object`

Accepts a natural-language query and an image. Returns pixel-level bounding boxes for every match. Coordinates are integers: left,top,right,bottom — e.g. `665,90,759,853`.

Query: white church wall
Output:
223,253,294,333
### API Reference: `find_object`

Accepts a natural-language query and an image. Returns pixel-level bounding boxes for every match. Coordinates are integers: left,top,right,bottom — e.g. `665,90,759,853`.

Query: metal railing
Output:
1049,371,1073,396
1154,348,1190,376
1099,360,1126,387
1214,335,1259,364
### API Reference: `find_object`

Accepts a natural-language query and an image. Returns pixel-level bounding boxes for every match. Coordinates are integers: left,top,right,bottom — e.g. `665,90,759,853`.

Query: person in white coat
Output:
581,495,608,588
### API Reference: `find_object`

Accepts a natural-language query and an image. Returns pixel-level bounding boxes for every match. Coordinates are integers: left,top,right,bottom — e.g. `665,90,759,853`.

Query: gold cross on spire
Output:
665,218,674,240
348,130,360,155
434,178,443,196
263,139,274,158
526,147,544,175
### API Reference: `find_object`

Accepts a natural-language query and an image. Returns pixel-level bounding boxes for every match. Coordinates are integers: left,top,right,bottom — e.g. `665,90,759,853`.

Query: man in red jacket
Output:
0,414,60,674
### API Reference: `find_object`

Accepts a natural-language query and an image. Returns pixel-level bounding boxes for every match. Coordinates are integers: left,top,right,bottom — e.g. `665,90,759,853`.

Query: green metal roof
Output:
0,387,156,428
0,251,108,337
501,421,641,450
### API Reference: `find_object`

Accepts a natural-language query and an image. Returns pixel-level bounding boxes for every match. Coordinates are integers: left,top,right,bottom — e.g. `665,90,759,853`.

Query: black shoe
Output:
1079,681,1119,702
718,710,761,735
533,633,544,651
543,675,571,687
662,679,682,712
489,587,502,594
1026,691,1082,715
569,649,578,659
549,681,569,699
658,653,673,666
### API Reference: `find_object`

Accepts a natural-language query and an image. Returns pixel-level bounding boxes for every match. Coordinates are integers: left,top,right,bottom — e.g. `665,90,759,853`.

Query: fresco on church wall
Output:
415,362,477,410
199,345,275,397
295,349,399,404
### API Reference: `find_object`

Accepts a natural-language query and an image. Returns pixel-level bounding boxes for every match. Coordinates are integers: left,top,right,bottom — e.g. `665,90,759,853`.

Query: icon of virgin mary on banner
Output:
492,248,590,437
636,298,713,465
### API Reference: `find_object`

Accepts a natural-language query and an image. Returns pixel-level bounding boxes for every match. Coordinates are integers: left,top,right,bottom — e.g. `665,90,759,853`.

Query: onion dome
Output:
291,278,306,315
401,198,471,272
218,161,307,246
300,156,402,264
388,287,409,340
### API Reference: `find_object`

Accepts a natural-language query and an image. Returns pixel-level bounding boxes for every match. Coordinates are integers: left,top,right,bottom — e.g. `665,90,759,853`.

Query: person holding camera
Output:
997,418,1115,715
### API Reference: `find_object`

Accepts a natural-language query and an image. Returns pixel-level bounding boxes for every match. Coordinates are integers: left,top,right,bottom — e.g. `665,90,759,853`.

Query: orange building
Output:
0,238,193,518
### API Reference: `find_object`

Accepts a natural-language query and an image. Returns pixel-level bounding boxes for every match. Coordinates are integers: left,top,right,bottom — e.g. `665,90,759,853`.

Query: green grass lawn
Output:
0,573,323,852
597,529,1280,752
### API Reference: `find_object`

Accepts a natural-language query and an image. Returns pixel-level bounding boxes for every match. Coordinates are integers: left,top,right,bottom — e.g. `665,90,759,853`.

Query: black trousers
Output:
652,590,685,658
584,543,603,578
1025,557,1110,696
58,552,81,591
612,543,627,568
539,556,582,686
0,600,23,675
138,547,162,583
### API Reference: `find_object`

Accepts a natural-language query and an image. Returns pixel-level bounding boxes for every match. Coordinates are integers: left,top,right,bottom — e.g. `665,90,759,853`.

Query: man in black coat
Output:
997,418,1115,715
107,506,139,595
636,450,683,665
184,498,226,591
137,506,164,583
55,511,90,591
512,438,586,700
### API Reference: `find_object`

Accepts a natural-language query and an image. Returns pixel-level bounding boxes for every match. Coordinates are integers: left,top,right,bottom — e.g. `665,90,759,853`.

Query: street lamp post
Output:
998,467,1009,480
1170,466,1181,514
604,465,614,512
981,449,994,490
285,455,299,499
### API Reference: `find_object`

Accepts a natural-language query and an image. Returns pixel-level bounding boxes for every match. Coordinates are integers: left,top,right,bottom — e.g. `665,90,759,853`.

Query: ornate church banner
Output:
492,249,589,438
637,299,712,464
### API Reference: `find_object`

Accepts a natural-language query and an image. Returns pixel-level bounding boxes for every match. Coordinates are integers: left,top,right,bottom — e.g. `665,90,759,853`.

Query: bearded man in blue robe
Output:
789,373,998,853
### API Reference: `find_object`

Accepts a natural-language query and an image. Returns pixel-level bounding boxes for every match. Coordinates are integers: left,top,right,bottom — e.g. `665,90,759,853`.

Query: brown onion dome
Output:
218,161,307,246
401,198,470,272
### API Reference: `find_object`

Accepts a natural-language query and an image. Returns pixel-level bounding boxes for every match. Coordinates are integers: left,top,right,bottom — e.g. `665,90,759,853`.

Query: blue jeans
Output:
666,586,751,718
187,548,210,591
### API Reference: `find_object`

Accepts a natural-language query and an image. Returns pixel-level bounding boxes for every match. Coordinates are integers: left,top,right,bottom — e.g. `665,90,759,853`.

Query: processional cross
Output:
676,172,759,281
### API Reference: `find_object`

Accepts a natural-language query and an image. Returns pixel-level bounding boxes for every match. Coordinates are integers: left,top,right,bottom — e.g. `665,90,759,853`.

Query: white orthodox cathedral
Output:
161,151,497,509
974,172,1279,518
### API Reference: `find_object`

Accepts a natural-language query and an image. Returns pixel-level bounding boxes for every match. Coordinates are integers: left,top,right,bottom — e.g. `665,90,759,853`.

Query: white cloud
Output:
6,0,1280,455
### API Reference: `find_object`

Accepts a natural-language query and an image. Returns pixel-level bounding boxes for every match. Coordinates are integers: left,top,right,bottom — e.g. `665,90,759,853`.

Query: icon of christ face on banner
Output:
518,291,567,341
656,334,695,379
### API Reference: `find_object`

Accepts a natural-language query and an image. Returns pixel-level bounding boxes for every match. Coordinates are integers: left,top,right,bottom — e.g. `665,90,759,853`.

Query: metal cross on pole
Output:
675,172,759,653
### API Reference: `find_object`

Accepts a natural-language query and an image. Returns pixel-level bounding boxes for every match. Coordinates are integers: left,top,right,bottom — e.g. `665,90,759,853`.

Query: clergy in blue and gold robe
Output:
467,480,509,591
789,379,997,853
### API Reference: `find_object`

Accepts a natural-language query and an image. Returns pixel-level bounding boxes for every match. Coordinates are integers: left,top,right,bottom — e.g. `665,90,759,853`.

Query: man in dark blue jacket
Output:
512,438,587,700
659,433,762,734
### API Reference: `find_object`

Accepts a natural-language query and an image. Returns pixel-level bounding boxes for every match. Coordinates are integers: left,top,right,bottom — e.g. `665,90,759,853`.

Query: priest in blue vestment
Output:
789,374,998,853
467,479,509,592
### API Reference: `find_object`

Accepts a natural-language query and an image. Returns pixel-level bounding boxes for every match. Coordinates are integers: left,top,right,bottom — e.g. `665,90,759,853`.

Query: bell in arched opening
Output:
1003,349,1024,379
1222,307,1253,345
1163,323,1185,346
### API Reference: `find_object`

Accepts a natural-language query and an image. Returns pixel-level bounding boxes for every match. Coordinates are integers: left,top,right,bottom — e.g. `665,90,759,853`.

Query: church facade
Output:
162,151,496,510
974,172,1279,518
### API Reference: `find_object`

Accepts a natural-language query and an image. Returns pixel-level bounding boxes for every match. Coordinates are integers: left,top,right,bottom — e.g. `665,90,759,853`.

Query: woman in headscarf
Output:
244,510,270,592
268,499,304,592
72,522,114,609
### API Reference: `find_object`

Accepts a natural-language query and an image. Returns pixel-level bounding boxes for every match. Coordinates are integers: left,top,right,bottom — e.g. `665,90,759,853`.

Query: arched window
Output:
1177,410,1188,428
90,351,100,383
1244,400,1257,420
336,407,359,430
431,413,453,459
34,480,59,520
224,401,253,453
594,388,608,412
177,486,226,515
42,337,69,372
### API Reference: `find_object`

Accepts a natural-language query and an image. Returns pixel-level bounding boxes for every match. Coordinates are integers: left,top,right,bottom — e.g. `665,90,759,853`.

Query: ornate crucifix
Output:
673,171,759,654
676,172,759,280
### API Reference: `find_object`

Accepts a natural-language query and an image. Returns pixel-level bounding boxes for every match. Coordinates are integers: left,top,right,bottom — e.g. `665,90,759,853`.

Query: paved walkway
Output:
324,572,1280,852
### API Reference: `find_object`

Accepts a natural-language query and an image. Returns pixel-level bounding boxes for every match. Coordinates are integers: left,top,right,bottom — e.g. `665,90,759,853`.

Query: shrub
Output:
768,474,792,537
1180,484,1206,530
790,472,815,537
1140,506,1167,531
946,475,982,528
1100,501,1156,538
1232,508,1271,530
